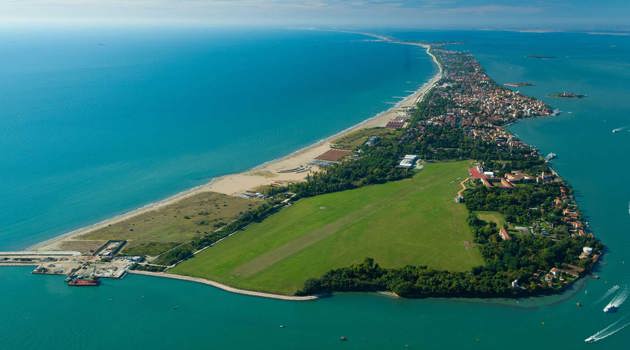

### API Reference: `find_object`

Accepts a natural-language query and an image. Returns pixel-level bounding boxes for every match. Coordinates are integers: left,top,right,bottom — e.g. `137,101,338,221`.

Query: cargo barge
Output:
67,276,100,286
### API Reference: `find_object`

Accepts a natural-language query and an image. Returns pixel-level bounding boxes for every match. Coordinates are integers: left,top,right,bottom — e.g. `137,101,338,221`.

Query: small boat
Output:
604,304,618,313
544,152,557,162
604,286,628,312
584,335,596,343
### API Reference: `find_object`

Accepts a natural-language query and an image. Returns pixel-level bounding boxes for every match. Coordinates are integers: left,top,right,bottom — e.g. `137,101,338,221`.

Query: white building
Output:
399,154,419,168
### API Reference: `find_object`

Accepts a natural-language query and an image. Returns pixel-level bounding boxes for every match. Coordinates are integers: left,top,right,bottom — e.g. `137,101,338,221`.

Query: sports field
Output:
171,161,484,295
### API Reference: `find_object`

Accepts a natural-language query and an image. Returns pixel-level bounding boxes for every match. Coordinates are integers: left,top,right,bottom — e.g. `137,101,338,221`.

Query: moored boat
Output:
67,276,100,287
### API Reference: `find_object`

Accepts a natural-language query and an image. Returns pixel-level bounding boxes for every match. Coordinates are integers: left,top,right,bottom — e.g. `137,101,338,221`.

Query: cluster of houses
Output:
437,49,552,122
386,114,411,129
541,264,585,286
513,252,594,288
467,163,600,288
416,49,553,150
554,186,589,237
469,126,534,153
468,165,557,189
538,246,598,287
413,48,600,292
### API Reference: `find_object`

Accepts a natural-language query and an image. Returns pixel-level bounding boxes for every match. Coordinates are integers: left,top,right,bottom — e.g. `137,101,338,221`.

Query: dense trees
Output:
298,258,530,298
464,184,561,225
298,226,602,297
287,137,413,199
152,244,194,266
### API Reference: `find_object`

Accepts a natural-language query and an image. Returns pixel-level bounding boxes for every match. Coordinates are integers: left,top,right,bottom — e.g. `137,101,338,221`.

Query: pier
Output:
0,242,137,282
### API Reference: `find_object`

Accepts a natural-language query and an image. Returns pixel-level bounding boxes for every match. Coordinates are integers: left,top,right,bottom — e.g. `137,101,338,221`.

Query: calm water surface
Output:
0,28,431,249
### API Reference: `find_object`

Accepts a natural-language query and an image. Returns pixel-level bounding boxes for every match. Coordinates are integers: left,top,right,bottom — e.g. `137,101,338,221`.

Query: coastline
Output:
32,37,443,252
0,29,624,350
16,33,601,305
129,270,318,301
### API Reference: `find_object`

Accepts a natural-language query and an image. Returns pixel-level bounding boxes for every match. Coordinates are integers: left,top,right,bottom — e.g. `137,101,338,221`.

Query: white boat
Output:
584,335,596,343
584,318,630,343
603,286,628,313
603,304,618,313
544,152,557,162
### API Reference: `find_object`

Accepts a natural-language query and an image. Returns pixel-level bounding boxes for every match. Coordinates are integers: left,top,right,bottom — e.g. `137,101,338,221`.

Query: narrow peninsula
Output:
1,34,602,300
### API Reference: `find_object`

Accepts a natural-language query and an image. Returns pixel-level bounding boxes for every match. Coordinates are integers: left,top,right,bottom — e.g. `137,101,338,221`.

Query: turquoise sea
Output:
1,28,629,349
0,28,431,249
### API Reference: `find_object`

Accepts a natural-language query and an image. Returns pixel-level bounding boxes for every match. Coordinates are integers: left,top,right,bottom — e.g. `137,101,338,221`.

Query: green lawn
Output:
474,211,507,228
171,161,484,295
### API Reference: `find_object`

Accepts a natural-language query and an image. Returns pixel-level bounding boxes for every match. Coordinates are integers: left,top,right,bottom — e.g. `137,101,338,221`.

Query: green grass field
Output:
171,161,484,294
331,127,397,150
70,192,260,256
474,211,507,228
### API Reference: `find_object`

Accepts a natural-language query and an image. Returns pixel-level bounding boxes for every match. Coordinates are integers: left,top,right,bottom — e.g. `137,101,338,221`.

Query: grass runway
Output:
172,161,483,294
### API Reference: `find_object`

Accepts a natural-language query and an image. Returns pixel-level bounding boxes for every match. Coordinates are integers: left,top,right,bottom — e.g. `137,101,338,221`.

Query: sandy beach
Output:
129,270,318,301
32,37,442,252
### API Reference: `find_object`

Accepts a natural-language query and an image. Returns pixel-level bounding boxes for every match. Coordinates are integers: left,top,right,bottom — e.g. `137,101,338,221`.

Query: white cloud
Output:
0,0,623,30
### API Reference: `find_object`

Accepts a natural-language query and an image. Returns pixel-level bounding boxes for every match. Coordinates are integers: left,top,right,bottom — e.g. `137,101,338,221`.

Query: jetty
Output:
550,92,586,99
1,240,139,284
504,82,534,88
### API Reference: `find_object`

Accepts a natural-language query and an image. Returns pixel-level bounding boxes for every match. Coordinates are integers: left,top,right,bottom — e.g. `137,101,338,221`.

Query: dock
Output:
1,241,138,283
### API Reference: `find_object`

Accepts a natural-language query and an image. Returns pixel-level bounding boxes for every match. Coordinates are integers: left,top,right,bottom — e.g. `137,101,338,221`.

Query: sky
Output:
0,0,628,31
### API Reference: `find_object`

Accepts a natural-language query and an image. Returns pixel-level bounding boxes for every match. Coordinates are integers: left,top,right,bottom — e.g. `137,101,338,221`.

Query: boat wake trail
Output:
585,317,630,343
612,125,628,133
604,286,629,312
596,285,621,304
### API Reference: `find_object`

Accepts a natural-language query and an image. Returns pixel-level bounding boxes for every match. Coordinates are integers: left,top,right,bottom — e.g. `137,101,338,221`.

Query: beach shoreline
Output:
129,270,318,301
31,36,442,252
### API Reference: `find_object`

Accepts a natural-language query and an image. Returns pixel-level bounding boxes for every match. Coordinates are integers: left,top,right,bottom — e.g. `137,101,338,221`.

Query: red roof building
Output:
314,149,352,162
499,227,511,241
